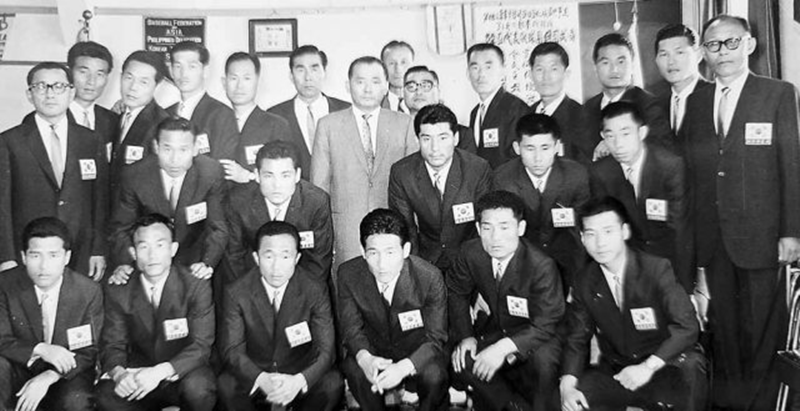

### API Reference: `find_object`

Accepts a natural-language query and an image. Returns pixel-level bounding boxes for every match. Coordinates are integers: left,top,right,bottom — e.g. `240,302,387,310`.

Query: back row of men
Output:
0,13,798,411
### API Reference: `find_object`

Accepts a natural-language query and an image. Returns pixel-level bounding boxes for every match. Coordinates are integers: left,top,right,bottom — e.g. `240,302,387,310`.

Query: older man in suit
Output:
0,62,109,279
267,45,350,180
311,56,418,266
218,221,342,410
380,40,415,113
389,103,491,272
97,214,216,411
67,41,118,143
560,196,705,411
338,209,449,411
225,141,333,284
681,15,800,410
0,217,103,411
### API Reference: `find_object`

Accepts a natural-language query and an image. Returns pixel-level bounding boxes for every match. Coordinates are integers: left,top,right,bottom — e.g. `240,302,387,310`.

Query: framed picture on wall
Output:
249,18,297,57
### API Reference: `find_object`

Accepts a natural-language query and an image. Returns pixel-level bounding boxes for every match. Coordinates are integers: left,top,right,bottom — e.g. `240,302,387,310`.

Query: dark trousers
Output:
0,357,94,411
578,350,707,411
451,338,561,411
342,355,449,411
95,365,216,411
706,242,787,410
217,369,343,411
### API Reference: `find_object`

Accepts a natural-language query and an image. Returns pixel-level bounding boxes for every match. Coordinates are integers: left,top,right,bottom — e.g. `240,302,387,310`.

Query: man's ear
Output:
128,247,136,261
453,130,460,147
517,220,527,237
638,125,649,141
622,223,632,241
252,251,259,265
402,242,411,258
512,141,521,156
171,242,179,257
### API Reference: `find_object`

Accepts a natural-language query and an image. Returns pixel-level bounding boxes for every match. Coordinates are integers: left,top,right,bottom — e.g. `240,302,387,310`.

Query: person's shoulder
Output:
327,95,351,111
193,154,224,175
266,99,294,115
337,256,368,280
519,237,554,263
562,95,583,110
588,155,617,174
457,148,491,170
493,157,522,180
0,121,30,140
555,157,589,178
319,107,350,124
121,155,158,178
228,180,259,202
647,143,683,167
584,92,603,108
407,255,444,284
0,266,29,292
226,268,260,297
95,104,118,120
64,269,101,293
392,151,423,172
252,108,290,127
380,108,412,124
628,86,657,102
172,264,209,291
297,179,330,203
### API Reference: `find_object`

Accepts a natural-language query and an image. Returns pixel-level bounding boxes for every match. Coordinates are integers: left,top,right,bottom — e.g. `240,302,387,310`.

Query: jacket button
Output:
717,171,725,177
58,200,65,206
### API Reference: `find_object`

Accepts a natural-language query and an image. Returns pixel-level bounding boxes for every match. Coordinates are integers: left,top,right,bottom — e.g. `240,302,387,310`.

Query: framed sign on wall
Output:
249,18,297,57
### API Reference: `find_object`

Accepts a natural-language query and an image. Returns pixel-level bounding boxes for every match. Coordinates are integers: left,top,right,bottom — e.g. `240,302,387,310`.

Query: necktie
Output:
120,110,132,142
178,102,187,119
149,285,159,309
611,274,623,310
379,282,391,304
671,94,680,131
624,166,637,198
306,105,316,153
397,97,404,112
479,103,487,128
536,102,546,114
717,87,731,141
41,293,54,344
433,172,444,199
49,125,64,188
82,110,91,129
361,114,375,172
534,178,544,193
273,206,282,222
272,289,281,313
494,261,504,282
169,178,179,213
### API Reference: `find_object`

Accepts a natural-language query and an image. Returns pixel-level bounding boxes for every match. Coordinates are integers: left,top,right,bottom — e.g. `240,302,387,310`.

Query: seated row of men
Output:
0,193,704,411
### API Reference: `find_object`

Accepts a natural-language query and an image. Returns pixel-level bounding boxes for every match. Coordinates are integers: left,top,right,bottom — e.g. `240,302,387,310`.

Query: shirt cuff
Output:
297,373,309,394
398,358,416,377
644,355,665,371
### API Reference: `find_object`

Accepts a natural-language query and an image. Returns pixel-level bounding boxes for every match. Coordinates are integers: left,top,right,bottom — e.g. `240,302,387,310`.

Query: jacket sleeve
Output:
300,282,336,387
507,256,564,359
91,133,110,257
109,168,139,266
202,166,229,267
407,267,447,370
446,252,477,344
388,164,419,255
100,286,130,373
300,193,334,283
653,259,699,362
337,267,372,357
219,285,263,386
169,279,215,376
561,286,595,378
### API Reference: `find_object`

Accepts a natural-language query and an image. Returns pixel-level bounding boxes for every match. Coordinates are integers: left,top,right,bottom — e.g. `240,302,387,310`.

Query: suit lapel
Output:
345,110,369,172
374,110,391,171
442,152,464,208
23,122,59,188
414,158,442,220
540,160,564,224
621,248,640,311
250,187,271,222
190,94,211,124
723,73,755,150
513,161,542,214
130,273,156,337
283,185,302,223
389,263,413,317
146,161,172,217
250,274,277,336
638,148,656,202
19,277,44,342
62,123,83,187
175,162,200,216
155,267,183,323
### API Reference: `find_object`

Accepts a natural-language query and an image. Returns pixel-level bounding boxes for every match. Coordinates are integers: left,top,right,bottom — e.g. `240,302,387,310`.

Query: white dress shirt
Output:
670,76,700,131
375,272,402,305
70,101,96,130
713,71,749,136
294,95,330,151
474,87,501,146
265,199,290,222
178,91,205,120
352,106,380,150
620,147,647,199
161,169,187,204
525,166,553,193
34,275,64,344
141,272,169,309
261,277,289,311
35,114,68,169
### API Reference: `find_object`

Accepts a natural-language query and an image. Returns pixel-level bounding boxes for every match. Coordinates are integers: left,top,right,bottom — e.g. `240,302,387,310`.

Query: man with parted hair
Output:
67,41,118,142
402,65,441,118
380,40,415,113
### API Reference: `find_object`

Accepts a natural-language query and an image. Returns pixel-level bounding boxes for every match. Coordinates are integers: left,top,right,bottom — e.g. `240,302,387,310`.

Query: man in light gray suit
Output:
311,56,418,266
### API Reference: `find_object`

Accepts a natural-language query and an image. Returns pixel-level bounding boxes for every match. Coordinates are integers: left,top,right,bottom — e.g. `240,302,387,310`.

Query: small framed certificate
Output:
249,18,297,57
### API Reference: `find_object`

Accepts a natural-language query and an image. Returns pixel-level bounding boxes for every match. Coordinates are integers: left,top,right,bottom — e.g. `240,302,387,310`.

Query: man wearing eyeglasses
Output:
402,66,440,119
681,15,800,410
0,62,109,281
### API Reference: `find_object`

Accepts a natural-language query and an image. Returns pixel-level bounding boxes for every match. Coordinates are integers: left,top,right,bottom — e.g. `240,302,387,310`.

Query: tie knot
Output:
362,113,371,121
50,124,57,131
721,86,730,95
41,293,49,303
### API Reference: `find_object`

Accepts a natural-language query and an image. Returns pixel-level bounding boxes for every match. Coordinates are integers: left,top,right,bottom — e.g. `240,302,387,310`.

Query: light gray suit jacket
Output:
311,107,418,263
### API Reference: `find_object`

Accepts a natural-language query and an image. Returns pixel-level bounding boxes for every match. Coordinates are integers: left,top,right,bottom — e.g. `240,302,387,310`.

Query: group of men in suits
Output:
1,12,799,411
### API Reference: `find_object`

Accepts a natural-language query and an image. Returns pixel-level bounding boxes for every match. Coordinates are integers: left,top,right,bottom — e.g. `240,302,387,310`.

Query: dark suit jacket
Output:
447,238,564,358
588,144,691,291
220,268,334,388
225,180,333,283
338,255,447,370
389,149,491,271
0,268,103,380
0,116,109,274
267,95,350,180
101,265,214,376
459,88,530,168
232,107,291,169
656,78,713,137
167,93,239,160
92,104,120,145
562,249,698,377
531,96,588,164
493,157,590,287
581,86,675,159
110,155,228,268
681,73,800,269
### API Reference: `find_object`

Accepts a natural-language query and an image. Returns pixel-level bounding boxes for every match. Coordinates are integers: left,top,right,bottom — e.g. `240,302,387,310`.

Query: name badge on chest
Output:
125,145,144,164
482,128,499,148
452,202,475,224
285,321,312,348
398,309,424,331
79,159,97,180
299,231,314,249
745,123,773,146
507,296,529,319
630,307,658,331
645,199,668,222
196,133,211,155
245,144,264,165
185,202,208,224
164,318,189,341
67,324,93,350
552,208,575,227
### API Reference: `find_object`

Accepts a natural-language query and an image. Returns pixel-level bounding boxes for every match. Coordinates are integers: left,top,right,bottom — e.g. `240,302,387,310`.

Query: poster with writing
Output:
144,17,205,63
0,14,14,61
473,3,582,105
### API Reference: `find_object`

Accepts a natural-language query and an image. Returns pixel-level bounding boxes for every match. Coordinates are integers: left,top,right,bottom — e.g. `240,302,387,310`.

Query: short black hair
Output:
253,221,301,253
414,103,458,135
515,113,560,142
170,41,210,65
122,50,170,83
155,117,197,142
404,65,439,84
601,101,646,127
380,40,415,60
476,191,525,223
348,56,388,81
67,41,113,72
359,208,409,248
255,140,300,171
577,196,630,231
654,24,698,53
702,14,751,39
289,45,328,69
593,33,634,63
22,217,71,251
129,213,175,243
467,43,505,64
27,62,72,86
529,42,569,68
225,51,260,75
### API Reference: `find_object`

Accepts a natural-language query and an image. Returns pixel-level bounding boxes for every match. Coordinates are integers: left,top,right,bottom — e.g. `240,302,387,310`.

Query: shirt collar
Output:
424,158,453,187
34,275,64,304
480,87,501,108
352,105,381,120
295,94,327,112
524,165,553,192
34,113,68,139
600,249,627,284
492,252,515,278
716,70,749,95
141,270,170,292
179,91,206,118
261,276,290,300
601,87,628,107
70,101,95,128
539,92,566,115
375,270,403,304
672,76,700,100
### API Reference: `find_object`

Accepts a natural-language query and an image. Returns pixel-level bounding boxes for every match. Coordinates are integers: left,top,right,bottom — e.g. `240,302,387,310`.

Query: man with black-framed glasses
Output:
402,66,441,119
0,62,109,281
681,14,800,410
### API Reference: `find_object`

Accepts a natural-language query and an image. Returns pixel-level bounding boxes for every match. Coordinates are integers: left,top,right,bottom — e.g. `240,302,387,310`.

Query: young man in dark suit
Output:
338,209,449,411
67,41,118,144
448,191,564,411
267,45,350,180
97,214,216,411
681,15,800,410
219,52,291,185
459,43,530,168
225,141,333,284
109,117,228,283
389,103,491,272
0,62,109,280
218,221,343,410
493,113,590,291
560,196,705,411
167,41,239,161
589,102,691,292
528,42,587,163
581,33,674,161
0,217,103,411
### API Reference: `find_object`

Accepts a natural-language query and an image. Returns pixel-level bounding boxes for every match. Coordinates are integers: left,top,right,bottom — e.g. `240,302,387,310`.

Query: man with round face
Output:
389,103,491,272
402,66,441,118
0,217,103,411
380,40,415,112
560,196,704,411
337,209,448,411
67,41,118,142
447,190,563,411
224,141,333,285
97,214,216,411
311,56,418,266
